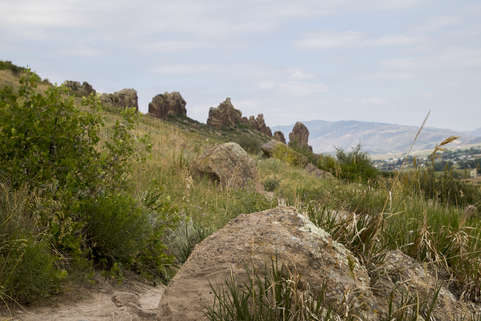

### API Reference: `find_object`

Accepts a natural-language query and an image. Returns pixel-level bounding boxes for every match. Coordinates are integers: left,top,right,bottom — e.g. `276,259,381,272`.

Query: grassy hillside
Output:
2,62,481,319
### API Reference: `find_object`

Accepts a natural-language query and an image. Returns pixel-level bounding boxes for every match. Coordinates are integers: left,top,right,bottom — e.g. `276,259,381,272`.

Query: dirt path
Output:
0,279,165,321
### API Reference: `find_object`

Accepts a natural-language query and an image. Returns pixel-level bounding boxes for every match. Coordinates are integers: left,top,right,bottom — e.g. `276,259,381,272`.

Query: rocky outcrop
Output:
305,163,334,179
63,80,96,97
273,130,286,143
191,142,256,188
148,92,187,119
247,114,272,136
261,139,284,157
206,98,272,136
206,98,243,129
289,121,312,151
158,207,378,321
100,88,138,111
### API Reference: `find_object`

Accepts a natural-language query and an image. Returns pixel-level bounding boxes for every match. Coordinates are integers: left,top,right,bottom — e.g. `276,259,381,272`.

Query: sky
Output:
1,0,480,131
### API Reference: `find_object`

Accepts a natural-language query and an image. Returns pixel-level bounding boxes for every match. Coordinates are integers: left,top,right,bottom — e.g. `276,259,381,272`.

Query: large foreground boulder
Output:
148,92,186,119
206,98,244,129
191,142,256,188
100,88,138,111
158,207,378,321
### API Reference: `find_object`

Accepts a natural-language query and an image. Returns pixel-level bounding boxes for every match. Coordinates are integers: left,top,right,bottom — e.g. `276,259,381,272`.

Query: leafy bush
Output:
263,176,280,192
271,143,308,168
233,135,262,154
0,74,102,191
0,72,176,304
336,145,379,183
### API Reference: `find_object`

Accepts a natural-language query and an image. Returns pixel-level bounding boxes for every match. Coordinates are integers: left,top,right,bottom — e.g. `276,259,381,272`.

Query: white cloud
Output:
296,31,421,49
296,31,364,49
142,41,207,52
152,64,217,75
361,97,387,105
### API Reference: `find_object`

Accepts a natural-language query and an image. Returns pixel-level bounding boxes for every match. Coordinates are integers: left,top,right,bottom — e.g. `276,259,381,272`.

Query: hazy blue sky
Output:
1,0,480,130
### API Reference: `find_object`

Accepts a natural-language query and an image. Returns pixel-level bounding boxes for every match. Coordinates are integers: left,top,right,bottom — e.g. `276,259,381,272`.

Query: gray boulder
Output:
191,142,256,188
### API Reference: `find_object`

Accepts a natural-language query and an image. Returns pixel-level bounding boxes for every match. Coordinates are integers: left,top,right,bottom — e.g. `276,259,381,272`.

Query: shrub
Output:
263,176,280,192
233,135,262,154
0,73,102,191
336,145,379,183
0,71,176,303
0,184,62,305
164,217,212,265
271,143,308,168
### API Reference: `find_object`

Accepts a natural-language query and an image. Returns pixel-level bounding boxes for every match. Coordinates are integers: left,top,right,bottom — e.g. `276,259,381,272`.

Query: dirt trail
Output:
1,280,165,321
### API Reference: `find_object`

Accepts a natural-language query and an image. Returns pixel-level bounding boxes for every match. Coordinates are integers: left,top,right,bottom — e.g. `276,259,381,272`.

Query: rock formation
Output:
206,98,273,136
100,88,138,111
63,80,96,97
289,121,311,151
191,142,256,188
247,114,272,136
206,98,243,129
148,92,187,119
273,130,286,143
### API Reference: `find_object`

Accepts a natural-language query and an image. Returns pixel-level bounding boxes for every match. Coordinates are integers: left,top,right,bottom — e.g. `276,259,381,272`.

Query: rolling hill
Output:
273,120,481,156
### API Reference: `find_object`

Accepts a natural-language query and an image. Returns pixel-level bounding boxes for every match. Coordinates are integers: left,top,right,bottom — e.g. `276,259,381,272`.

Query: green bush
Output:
233,135,262,154
271,143,308,168
0,72,176,303
84,193,151,267
336,145,379,183
263,176,280,192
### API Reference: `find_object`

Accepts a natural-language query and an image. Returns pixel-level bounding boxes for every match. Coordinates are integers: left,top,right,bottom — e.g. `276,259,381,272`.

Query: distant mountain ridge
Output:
272,120,481,155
